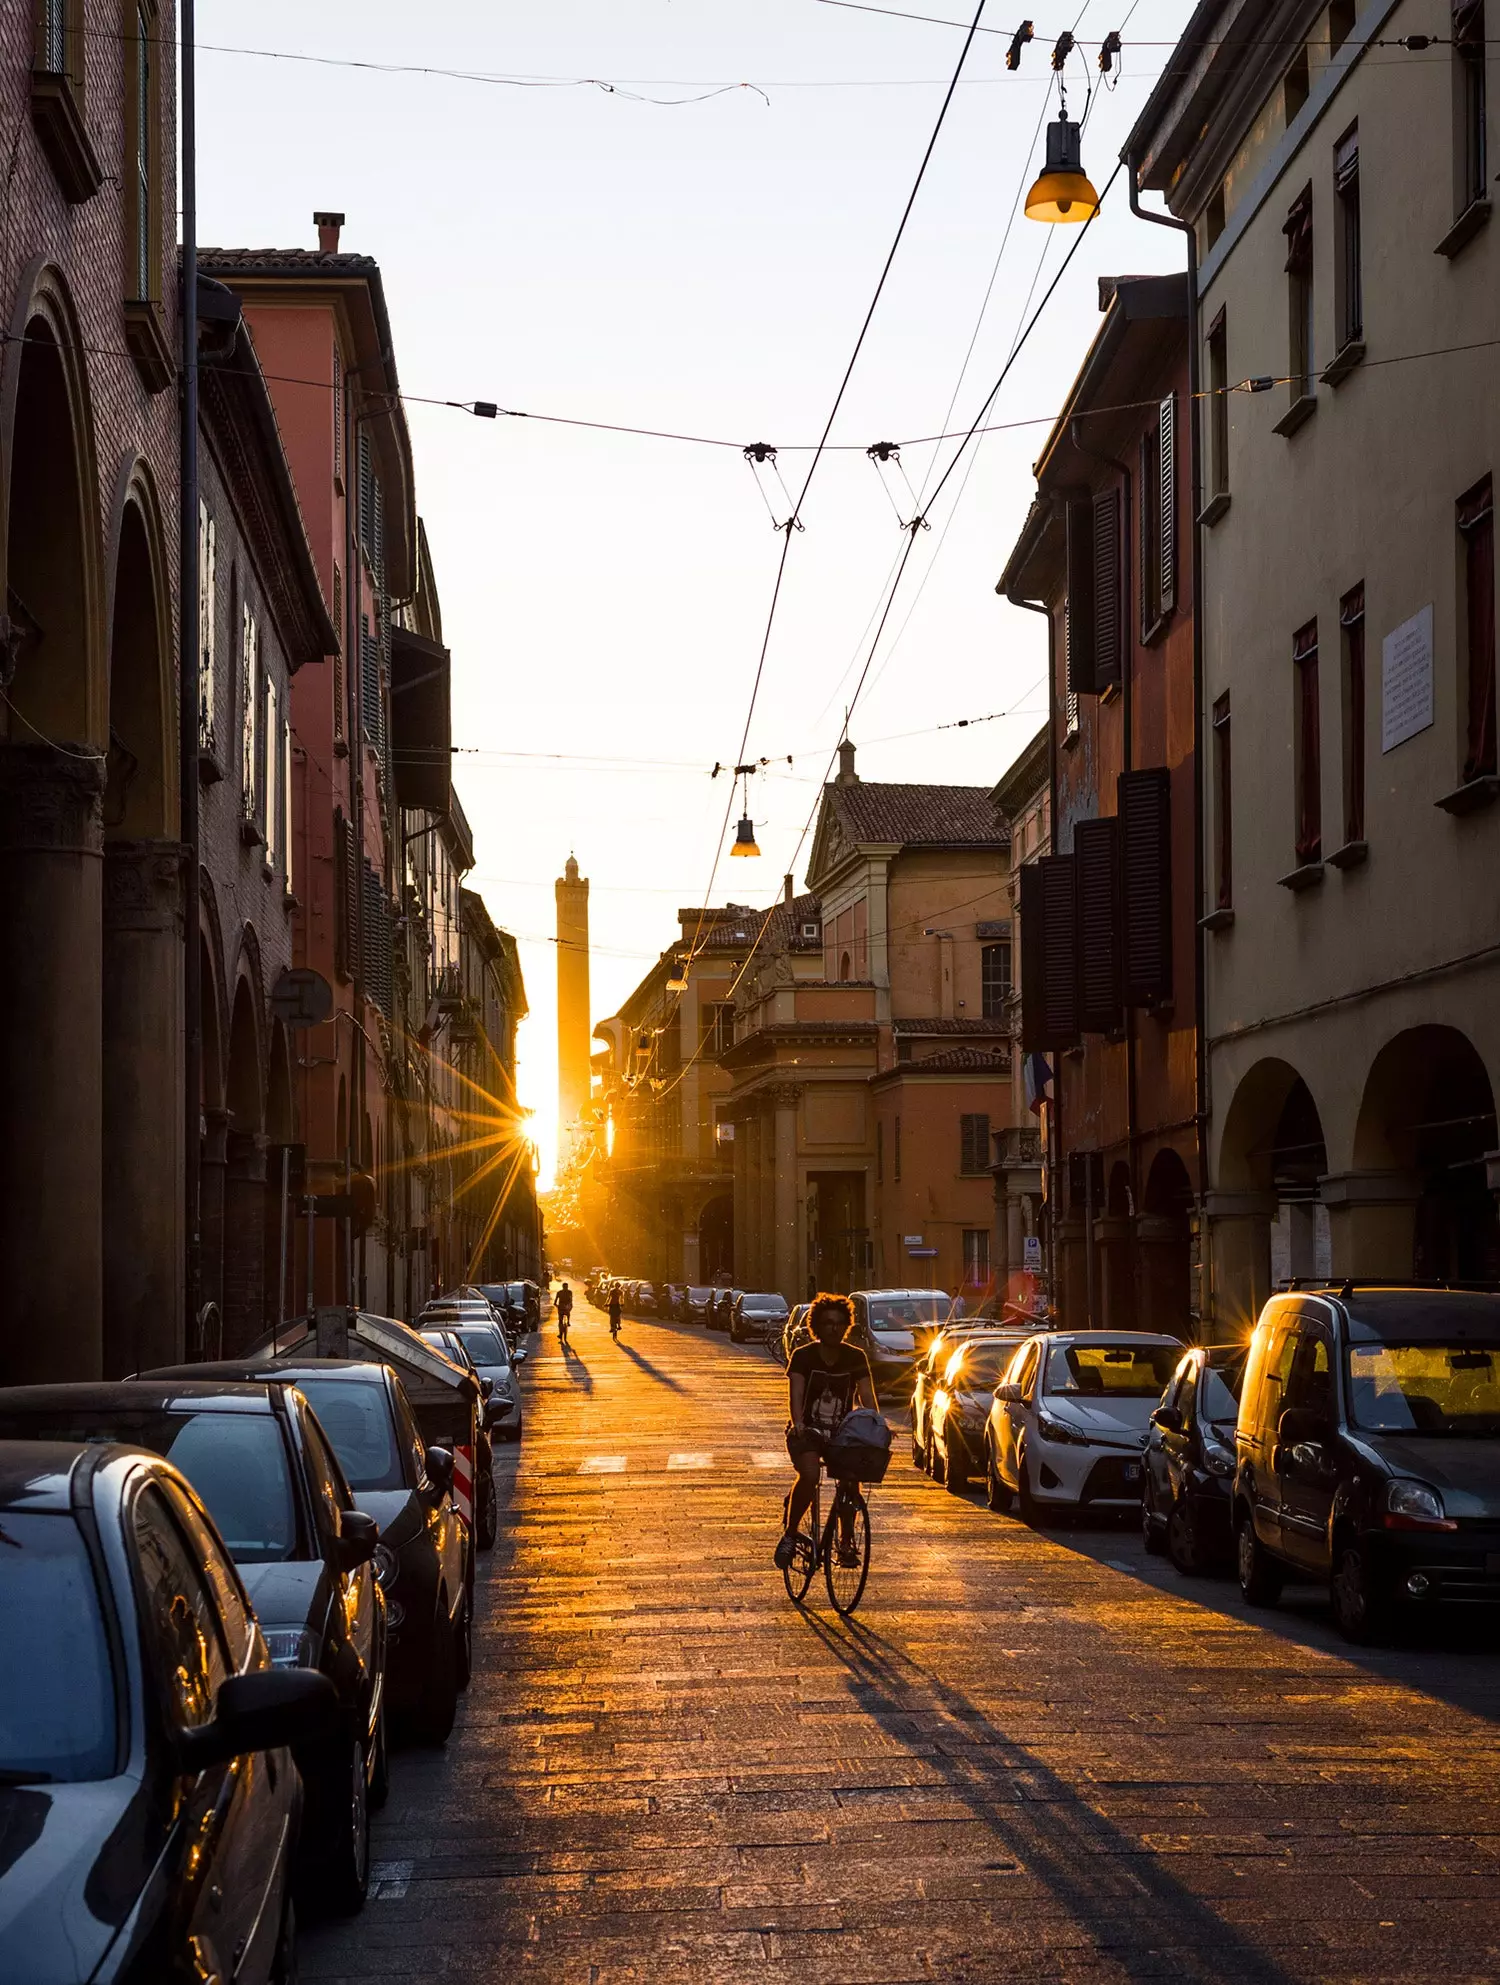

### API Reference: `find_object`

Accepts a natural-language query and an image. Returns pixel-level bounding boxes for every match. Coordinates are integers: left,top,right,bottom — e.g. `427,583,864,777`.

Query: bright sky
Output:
197,0,1189,1185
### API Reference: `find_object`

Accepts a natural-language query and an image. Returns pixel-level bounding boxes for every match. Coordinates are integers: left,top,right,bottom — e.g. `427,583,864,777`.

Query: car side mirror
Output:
179,1667,337,1773
423,1445,455,1502
335,1508,379,1571
994,1381,1022,1404
1151,1406,1183,1434
479,1376,494,1399
513,1347,528,1364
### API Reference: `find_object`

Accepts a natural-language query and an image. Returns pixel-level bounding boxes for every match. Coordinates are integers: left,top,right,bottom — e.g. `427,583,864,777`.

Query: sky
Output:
195,0,1190,1184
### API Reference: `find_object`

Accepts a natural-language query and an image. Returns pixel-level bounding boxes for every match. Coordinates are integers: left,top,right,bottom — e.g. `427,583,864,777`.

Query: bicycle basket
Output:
828,1408,893,1483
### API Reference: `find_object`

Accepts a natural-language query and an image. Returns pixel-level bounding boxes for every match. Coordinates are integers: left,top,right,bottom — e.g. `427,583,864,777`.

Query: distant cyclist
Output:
556,1281,573,1345
608,1286,622,1339
774,1293,877,1570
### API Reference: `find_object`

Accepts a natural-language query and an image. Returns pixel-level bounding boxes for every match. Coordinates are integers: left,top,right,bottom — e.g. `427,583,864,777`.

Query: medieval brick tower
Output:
555,854,591,1156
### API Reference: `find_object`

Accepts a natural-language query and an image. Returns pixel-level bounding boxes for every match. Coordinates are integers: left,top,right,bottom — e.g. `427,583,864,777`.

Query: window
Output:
1205,185,1225,248
962,1229,991,1287
1334,128,1362,351
1339,584,1366,845
360,613,383,753
132,1485,229,1732
839,950,852,982
960,1113,991,1174
264,676,279,868
38,0,72,75
1139,397,1177,631
1454,0,1487,215
240,602,260,829
331,564,345,749
1329,0,1356,53
981,938,1012,1016
894,1114,902,1184
1283,186,1315,403
1207,309,1229,498
1459,476,1496,782
700,1002,734,1056
197,503,218,760
1292,622,1322,866
1213,692,1233,909
31,0,104,205
1283,45,1310,123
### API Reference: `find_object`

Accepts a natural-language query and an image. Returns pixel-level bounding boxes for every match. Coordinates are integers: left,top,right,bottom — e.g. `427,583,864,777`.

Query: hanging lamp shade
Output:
1025,116,1100,223
730,813,760,857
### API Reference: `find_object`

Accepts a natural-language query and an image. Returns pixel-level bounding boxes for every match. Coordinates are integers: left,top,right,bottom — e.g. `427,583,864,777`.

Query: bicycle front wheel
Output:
782,1500,819,1605
823,1486,870,1616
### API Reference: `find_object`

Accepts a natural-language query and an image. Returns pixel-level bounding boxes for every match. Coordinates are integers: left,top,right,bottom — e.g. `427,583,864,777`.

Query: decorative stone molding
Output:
1317,1170,1424,1209
0,743,106,855
767,1083,804,1111
103,839,187,934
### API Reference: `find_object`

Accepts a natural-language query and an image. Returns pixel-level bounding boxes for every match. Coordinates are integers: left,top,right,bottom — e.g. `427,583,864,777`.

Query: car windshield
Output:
868,1297,947,1332
1046,1342,1180,1398
688,1288,711,1301
946,1343,1016,1389
744,1295,785,1312
1201,1357,1245,1426
0,1408,297,1563
295,1378,405,1491
451,1325,509,1368
1346,1342,1500,1434
0,1512,116,1782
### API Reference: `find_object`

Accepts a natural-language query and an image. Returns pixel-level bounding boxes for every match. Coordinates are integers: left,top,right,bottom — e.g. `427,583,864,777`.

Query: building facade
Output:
988,726,1049,1305
1128,0,1500,1332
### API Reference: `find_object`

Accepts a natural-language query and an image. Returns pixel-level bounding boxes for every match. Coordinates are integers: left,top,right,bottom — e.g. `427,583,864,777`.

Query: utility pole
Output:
179,0,201,1349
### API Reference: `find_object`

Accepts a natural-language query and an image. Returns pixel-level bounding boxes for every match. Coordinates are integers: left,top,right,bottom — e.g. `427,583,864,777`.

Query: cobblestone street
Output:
307,1300,1500,1983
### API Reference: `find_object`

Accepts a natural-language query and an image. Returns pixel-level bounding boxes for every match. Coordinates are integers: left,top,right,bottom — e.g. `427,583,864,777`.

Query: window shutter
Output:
1118,766,1173,1005
1074,816,1121,1034
372,479,385,589
1158,396,1177,615
197,505,217,754
334,809,353,981
960,1114,991,1173
357,431,373,563
1092,488,1123,690
363,862,393,1017
1065,499,1096,694
1021,856,1079,1050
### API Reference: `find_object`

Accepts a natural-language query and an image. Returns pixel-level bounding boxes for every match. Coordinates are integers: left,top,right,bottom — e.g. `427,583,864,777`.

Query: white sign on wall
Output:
1023,1234,1043,1271
1381,604,1434,753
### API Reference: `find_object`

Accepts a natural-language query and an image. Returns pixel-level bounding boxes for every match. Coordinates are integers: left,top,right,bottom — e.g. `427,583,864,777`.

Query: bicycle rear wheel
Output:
823,1485,870,1616
782,1495,819,1604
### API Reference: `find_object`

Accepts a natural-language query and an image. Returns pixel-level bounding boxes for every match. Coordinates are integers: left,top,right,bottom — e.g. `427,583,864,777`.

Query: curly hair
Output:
808,1292,854,1334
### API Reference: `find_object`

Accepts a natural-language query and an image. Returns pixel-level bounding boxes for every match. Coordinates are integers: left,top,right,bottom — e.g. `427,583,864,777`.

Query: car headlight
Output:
374,1542,399,1588
1202,1437,1235,1477
1384,1479,1456,1529
263,1628,318,1670
1036,1411,1089,1447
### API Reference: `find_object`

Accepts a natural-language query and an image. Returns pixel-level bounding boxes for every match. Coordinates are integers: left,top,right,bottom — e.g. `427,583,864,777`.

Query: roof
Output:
893,1017,1009,1037
826,782,1005,849
0,1439,81,1510
0,1381,277,1414
877,1046,1013,1078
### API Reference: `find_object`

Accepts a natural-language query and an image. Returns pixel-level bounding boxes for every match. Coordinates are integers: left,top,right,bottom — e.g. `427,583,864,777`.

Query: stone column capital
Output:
103,839,188,934
767,1082,803,1111
0,741,106,855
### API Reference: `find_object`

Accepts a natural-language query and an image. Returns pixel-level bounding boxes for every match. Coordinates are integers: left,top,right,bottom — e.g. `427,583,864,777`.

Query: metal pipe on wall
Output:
178,0,201,1348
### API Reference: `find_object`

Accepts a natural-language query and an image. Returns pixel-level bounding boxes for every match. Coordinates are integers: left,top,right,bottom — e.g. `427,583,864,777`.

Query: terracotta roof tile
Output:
827,782,1006,848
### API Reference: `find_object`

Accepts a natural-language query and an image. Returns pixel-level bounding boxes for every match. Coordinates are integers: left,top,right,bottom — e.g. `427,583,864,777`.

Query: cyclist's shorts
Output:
786,1428,829,1466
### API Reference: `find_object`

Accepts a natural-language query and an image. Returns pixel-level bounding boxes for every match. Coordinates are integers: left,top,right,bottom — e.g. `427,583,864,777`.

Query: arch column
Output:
199,1106,230,1318
1320,1171,1424,1280
224,1130,269,1353
1205,1191,1276,1341
102,840,186,1374
1093,1214,1136,1332
769,1084,802,1300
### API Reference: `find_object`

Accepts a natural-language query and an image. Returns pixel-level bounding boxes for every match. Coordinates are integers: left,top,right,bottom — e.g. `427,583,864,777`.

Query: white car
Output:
984,1331,1184,1522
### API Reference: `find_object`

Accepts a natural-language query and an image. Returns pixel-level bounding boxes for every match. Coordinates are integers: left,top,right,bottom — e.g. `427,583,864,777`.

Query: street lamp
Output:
730,813,760,857
1025,113,1100,223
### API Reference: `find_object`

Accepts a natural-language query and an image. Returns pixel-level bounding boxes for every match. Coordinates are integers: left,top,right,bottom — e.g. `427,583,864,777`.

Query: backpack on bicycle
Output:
827,1407,893,1484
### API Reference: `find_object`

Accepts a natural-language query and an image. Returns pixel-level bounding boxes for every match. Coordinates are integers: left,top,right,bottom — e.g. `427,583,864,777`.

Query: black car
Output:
706,1288,738,1335
1232,1286,1500,1641
147,1358,471,1742
0,1439,334,1983
1140,1344,1245,1574
0,1380,385,1912
438,1319,525,1443
731,1291,790,1345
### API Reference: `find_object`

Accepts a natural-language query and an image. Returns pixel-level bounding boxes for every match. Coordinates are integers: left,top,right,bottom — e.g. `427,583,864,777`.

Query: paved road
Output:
307,1300,1500,1982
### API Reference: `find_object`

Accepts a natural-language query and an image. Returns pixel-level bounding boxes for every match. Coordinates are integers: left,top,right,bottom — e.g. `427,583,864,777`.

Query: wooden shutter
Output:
372,478,385,589
1118,766,1172,1005
1020,854,1079,1049
1074,816,1121,1034
333,809,353,981
1065,499,1096,694
960,1114,991,1173
1092,488,1123,690
1158,396,1177,615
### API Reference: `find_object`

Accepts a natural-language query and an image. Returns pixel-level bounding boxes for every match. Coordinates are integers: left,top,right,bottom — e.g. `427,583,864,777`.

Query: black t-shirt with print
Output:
790,1341,873,1439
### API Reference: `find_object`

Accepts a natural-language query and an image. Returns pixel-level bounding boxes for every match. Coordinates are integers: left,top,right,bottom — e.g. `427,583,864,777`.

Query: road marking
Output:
667,1451,714,1470
578,1455,627,1474
370,1859,413,1899
751,1451,786,1468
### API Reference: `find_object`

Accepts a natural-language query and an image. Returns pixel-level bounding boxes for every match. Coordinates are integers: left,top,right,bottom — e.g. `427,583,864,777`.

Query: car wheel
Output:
1330,1538,1391,1645
1142,1495,1166,1556
455,1584,474,1690
1236,1513,1285,1607
1166,1499,1206,1575
985,1445,1013,1513
477,1465,498,1551
368,1704,390,1811
318,1731,371,1916
928,1439,945,1485
910,1421,926,1468
413,1594,459,1745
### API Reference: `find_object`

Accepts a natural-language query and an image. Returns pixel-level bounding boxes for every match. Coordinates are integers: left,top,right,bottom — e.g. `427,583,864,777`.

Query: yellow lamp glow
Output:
1025,115,1100,223
730,814,760,857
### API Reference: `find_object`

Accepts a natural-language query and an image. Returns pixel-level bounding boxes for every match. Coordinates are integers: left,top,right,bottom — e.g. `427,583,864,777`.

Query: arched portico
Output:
0,267,107,1377
1139,1147,1194,1339
223,965,269,1352
1210,1057,1330,1337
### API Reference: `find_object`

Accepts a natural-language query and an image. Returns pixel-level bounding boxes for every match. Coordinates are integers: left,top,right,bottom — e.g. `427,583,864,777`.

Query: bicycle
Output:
781,1460,872,1617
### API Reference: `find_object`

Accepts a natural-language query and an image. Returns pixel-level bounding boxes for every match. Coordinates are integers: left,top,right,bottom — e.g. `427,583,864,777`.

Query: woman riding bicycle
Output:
556,1280,573,1346
775,1293,877,1570
608,1286,622,1339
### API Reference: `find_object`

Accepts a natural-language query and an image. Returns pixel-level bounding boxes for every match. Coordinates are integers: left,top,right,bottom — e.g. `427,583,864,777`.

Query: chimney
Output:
783,874,794,905
835,739,859,787
314,210,345,254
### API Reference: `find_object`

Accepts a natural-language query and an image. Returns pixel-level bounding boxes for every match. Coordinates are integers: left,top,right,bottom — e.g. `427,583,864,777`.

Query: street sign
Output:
1023,1234,1043,1271
902,1233,924,1246
908,1246,938,1258
271,967,334,1029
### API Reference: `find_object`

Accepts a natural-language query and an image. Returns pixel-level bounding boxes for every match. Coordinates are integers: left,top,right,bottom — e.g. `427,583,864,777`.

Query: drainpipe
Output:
1070,418,1139,1218
1128,153,1209,1328
179,0,201,1346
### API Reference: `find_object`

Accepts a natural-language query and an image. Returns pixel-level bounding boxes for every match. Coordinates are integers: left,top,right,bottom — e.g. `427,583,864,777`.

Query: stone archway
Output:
0,274,106,1377
1140,1147,1194,1340
101,474,182,1374
1212,1057,1328,1336
223,973,268,1352
699,1192,733,1282
1348,1026,1500,1282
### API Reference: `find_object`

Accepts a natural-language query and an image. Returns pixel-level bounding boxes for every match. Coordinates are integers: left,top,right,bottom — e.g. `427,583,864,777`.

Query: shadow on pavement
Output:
794,1607,1292,1985
557,1346,593,1392
612,1340,686,1392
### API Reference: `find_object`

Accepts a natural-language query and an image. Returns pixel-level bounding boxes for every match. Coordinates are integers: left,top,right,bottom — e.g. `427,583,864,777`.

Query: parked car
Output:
0,1379,386,1911
474,1282,528,1336
985,1331,1184,1524
911,1328,1026,1472
686,1285,715,1325
1141,1344,1246,1574
416,1330,500,1550
849,1290,958,1390
635,1281,658,1315
148,1355,471,1744
0,1439,335,1982
731,1291,789,1344
427,1318,524,1438
927,1335,1031,1491
1232,1286,1500,1642
782,1303,812,1365
425,1288,512,1343
706,1288,739,1334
